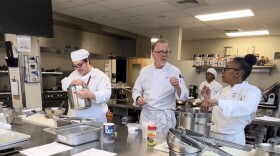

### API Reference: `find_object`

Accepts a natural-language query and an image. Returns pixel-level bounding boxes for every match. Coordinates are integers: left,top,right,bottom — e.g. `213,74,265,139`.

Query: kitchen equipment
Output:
56,123,102,146
45,107,66,117
189,85,198,99
255,137,280,156
177,107,212,136
67,85,91,109
43,90,68,115
127,123,140,134
86,76,91,88
0,113,12,124
166,129,202,154
0,130,31,151
255,143,280,156
0,107,14,124
261,82,280,104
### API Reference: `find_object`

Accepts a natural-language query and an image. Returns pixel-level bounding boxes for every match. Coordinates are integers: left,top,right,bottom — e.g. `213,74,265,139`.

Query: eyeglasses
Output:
223,67,240,72
153,50,171,56
72,60,85,69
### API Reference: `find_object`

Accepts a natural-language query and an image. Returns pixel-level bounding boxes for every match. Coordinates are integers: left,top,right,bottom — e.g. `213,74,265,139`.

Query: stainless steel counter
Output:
108,99,141,110
10,117,167,156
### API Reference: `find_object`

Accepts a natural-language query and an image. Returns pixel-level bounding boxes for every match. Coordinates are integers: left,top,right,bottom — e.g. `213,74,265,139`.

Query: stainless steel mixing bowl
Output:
166,128,202,153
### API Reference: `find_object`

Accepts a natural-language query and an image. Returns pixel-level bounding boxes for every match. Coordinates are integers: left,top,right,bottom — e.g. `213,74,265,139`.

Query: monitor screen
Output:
0,0,54,38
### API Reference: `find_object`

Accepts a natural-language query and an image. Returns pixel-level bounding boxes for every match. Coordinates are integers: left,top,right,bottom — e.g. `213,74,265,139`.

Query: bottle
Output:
147,125,156,146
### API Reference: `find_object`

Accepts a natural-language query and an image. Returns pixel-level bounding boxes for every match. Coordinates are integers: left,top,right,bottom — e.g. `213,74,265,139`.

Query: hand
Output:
169,77,180,90
200,85,211,99
136,96,146,107
71,79,85,86
200,99,218,112
76,89,95,99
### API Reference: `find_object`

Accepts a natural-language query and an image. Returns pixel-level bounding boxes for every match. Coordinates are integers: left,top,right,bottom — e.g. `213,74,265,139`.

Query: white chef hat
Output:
70,49,90,62
207,68,217,77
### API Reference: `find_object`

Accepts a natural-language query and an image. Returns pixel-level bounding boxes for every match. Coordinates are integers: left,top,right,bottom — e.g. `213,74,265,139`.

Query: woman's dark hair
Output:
233,54,257,80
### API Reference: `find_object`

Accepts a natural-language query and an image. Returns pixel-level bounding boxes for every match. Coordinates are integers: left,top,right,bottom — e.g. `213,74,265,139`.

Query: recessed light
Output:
226,30,269,37
151,38,159,43
195,9,254,21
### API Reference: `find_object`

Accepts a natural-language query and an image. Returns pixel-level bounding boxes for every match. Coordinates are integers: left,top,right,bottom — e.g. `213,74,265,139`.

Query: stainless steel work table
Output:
10,117,167,156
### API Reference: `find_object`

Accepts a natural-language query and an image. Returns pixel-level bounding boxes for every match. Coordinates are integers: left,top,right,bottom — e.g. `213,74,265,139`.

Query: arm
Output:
132,71,146,107
171,72,188,101
201,87,261,117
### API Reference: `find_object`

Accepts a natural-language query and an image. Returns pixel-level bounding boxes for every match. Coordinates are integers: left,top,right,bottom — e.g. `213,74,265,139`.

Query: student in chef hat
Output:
206,68,217,78
198,68,223,100
70,49,90,62
61,49,111,123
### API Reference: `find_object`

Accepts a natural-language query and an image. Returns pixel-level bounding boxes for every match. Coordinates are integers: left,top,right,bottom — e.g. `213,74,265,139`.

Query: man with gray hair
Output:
198,68,223,100
61,49,111,123
132,39,189,136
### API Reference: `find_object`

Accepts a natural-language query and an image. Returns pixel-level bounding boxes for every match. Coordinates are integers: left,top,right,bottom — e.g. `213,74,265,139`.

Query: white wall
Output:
177,36,280,90
182,36,280,60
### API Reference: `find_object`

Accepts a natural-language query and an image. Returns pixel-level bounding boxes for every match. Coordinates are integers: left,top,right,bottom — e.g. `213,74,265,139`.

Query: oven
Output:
42,90,69,115
0,92,12,108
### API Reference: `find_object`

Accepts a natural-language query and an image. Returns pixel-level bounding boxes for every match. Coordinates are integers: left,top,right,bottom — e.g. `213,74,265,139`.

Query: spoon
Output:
59,101,65,110
86,76,91,88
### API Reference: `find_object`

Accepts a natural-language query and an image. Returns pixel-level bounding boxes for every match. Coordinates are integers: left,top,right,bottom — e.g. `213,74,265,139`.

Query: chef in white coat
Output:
200,54,261,145
61,49,111,123
198,68,223,100
132,39,189,136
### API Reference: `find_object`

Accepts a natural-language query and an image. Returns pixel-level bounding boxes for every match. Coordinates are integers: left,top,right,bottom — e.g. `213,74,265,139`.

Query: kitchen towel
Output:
73,148,117,156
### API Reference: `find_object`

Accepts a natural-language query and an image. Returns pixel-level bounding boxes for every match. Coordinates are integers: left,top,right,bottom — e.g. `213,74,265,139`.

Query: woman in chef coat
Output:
200,54,261,145
198,68,223,100
132,39,189,136
61,49,111,123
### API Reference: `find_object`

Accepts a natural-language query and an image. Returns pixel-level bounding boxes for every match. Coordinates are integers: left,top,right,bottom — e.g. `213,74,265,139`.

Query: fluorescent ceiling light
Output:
151,38,159,43
195,9,254,21
226,30,269,37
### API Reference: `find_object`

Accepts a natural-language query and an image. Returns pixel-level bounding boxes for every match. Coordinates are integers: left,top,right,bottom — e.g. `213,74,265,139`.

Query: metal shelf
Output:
0,70,8,74
193,65,275,75
41,72,63,75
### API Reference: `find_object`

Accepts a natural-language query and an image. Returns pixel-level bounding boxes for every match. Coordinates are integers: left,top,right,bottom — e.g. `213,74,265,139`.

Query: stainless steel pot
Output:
0,108,14,124
178,108,212,136
255,143,280,156
67,85,91,109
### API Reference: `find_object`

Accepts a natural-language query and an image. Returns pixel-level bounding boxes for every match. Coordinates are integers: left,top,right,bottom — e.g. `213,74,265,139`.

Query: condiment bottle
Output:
147,125,156,146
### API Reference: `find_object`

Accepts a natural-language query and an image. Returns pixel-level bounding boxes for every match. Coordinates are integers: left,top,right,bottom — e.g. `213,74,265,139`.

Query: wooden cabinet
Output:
136,35,151,58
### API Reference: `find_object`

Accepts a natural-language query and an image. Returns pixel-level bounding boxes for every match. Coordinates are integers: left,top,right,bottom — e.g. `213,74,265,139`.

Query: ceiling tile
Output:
136,10,191,22
52,0,92,10
118,2,178,16
96,0,163,10
57,3,110,17
80,11,130,22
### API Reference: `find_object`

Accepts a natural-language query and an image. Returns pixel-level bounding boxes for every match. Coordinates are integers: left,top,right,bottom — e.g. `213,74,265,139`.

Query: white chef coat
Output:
198,80,223,100
61,67,111,123
132,63,189,135
210,81,261,145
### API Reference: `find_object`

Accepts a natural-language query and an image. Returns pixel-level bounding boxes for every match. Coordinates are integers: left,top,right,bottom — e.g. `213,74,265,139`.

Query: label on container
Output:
103,123,114,143
58,135,67,142
147,131,156,146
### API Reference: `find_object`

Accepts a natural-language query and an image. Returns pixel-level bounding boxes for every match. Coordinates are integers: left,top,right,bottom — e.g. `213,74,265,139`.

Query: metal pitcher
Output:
67,84,91,109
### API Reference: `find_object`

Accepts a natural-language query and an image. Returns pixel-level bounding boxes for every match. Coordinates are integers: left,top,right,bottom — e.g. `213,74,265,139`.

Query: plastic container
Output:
127,123,140,134
147,125,156,146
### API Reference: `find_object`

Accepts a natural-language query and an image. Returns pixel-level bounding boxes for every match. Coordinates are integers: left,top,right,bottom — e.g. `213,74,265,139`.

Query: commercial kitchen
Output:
1,0,280,155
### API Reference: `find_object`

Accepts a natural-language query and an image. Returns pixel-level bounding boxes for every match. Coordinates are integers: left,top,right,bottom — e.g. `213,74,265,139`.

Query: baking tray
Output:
0,131,31,150
56,123,101,146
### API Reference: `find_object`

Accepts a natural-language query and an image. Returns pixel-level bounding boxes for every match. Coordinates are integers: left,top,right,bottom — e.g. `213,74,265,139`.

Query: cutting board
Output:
22,114,56,128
